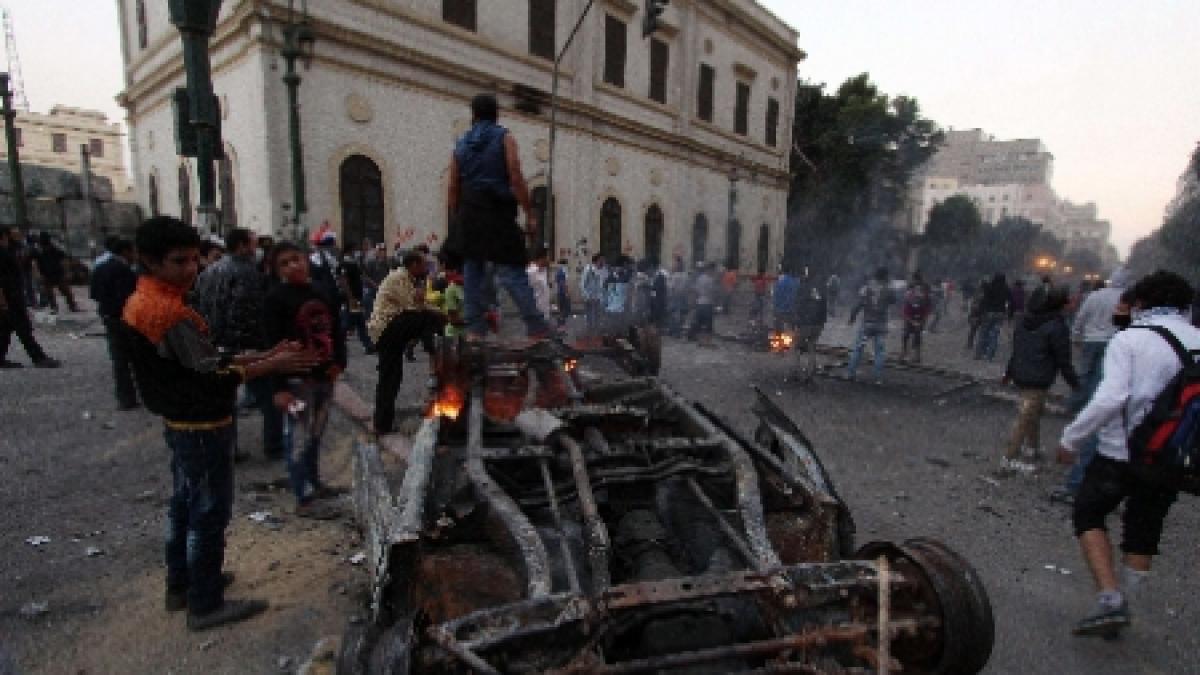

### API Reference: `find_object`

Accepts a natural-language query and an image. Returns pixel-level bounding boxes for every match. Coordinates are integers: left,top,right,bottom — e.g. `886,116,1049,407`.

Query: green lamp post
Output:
168,0,224,233
280,0,315,244
0,72,27,230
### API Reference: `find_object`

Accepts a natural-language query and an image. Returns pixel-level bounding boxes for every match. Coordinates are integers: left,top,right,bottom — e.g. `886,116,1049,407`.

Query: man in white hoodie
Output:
1058,270,1199,638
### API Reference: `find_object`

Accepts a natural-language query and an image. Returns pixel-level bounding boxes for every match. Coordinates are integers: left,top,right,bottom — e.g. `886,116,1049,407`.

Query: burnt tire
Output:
856,539,994,675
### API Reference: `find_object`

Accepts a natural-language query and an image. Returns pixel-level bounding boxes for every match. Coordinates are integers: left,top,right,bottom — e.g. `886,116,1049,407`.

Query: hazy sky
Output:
7,0,1199,254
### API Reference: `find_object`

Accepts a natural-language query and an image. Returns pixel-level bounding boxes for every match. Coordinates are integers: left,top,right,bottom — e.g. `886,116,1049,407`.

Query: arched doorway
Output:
756,223,770,274
340,155,384,251
531,186,553,255
600,197,622,262
692,213,708,265
178,164,192,225
725,219,741,270
644,204,664,265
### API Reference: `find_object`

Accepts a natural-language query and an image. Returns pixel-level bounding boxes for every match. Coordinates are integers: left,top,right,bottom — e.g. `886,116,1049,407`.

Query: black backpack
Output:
1127,325,1200,494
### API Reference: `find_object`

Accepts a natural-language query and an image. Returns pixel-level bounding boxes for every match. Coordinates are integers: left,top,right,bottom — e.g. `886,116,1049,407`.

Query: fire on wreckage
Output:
340,333,994,674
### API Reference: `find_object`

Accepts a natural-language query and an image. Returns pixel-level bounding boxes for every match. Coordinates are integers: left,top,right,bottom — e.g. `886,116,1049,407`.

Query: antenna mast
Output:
2,8,29,111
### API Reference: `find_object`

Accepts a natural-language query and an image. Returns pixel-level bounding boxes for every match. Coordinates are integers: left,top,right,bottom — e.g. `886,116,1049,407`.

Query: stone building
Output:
0,106,132,197
115,0,802,275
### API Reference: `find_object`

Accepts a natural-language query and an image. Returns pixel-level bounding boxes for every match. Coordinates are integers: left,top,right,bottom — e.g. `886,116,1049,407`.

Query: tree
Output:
924,195,982,244
1063,248,1104,276
785,74,942,277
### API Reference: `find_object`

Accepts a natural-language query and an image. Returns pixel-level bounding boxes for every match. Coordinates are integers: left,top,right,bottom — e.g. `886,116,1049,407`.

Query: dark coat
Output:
89,257,138,319
1006,311,1080,390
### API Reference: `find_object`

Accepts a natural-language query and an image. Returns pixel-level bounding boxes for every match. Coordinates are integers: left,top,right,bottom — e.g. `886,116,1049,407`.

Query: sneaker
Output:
1000,457,1036,475
1072,601,1131,639
33,357,61,369
166,572,236,612
0,360,24,369
187,598,268,631
1022,446,1045,463
1049,487,1076,505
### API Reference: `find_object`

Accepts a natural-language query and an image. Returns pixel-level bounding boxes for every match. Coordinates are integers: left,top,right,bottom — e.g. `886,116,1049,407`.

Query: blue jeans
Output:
1065,434,1100,494
342,307,373,350
283,381,333,504
246,377,285,457
463,259,549,337
164,423,235,614
1069,341,1107,413
974,312,1005,361
847,326,886,380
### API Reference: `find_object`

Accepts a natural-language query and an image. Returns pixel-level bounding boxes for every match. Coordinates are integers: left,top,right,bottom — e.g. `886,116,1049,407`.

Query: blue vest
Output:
454,121,513,201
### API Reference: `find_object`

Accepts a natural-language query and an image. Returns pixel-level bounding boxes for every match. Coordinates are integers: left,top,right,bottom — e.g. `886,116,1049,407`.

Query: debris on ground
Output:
277,655,292,671
84,546,105,557
19,602,48,619
25,536,51,547
198,639,219,652
346,552,365,566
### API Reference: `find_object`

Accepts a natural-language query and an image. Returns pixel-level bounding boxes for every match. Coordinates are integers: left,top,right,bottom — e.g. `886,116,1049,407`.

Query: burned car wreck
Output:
340,336,994,674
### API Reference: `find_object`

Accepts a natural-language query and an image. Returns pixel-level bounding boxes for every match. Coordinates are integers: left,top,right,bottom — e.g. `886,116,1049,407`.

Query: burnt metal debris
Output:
339,334,994,674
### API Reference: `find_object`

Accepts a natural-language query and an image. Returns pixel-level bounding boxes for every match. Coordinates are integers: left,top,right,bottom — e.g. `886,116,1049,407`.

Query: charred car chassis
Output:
340,336,994,674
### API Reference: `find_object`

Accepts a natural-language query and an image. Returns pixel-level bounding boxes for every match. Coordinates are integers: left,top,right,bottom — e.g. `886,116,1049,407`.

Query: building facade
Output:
0,106,131,198
115,0,801,275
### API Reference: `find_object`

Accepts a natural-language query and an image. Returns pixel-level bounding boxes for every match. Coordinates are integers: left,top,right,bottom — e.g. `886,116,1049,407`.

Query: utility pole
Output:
279,0,314,244
168,0,223,234
0,72,27,230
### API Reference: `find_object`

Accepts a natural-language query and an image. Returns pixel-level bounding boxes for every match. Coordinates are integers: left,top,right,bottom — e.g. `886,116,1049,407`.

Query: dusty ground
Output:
2,292,1197,674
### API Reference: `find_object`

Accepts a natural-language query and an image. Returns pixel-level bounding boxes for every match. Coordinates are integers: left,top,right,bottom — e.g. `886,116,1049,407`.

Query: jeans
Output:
1069,341,1107,413
342,307,373,351
283,380,333,504
463,260,549,338
974,312,1005,361
164,423,235,615
41,278,79,312
1065,434,1100,494
246,377,285,457
102,317,138,407
847,326,886,380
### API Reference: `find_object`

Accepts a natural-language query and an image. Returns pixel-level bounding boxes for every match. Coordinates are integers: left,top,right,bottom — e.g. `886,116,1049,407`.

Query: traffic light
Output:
642,0,670,38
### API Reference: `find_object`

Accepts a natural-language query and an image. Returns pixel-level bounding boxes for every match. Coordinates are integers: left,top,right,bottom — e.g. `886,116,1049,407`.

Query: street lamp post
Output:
727,162,740,270
168,0,223,233
0,72,28,230
279,0,314,244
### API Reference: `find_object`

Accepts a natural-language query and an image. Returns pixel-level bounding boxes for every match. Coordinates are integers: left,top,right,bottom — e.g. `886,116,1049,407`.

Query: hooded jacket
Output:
447,121,526,266
1006,309,1079,390
1071,267,1131,343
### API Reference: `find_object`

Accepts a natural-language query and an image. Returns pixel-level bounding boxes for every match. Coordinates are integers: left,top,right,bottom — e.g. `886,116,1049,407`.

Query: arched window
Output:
178,164,192,225
725,218,741,270
692,213,708,265
599,197,622,263
756,223,770,274
531,185,553,255
136,0,148,50
147,173,159,217
218,154,237,228
339,155,385,253
644,204,664,266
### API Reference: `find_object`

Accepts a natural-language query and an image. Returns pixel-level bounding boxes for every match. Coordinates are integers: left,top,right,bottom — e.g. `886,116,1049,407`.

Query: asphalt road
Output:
1,297,1197,674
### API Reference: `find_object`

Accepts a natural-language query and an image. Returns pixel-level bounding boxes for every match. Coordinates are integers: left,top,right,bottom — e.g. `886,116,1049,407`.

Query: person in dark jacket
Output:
974,273,1011,361
34,232,79,313
89,238,139,408
190,228,283,459
793,268,828,382
446,93,550,340
1001,287,1080,473
0,227,59,368
264,242,349,520
121,216,317,630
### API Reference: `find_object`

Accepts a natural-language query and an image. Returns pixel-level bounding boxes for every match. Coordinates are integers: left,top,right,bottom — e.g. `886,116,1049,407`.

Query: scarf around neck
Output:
123,275,210,344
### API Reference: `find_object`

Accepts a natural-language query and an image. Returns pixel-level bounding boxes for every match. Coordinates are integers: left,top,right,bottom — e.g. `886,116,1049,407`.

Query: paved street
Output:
2,293,1198,674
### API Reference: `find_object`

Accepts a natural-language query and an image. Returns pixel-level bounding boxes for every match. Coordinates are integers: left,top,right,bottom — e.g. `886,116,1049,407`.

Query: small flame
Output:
430,386,464,420
563,358,579,373
768,331,794,353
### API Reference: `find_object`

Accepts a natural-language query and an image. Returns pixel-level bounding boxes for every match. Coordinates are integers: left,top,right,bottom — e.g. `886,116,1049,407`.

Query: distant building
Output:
0,106,131,198
115,0,803,274
908,127,1115,263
